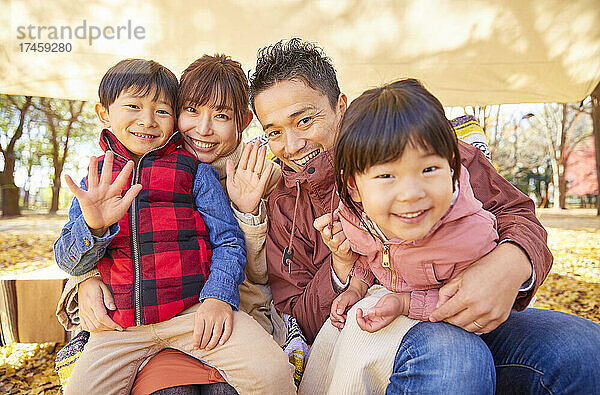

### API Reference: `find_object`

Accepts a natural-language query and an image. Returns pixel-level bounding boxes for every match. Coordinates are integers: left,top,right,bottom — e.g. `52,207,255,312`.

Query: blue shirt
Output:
54,163,246,310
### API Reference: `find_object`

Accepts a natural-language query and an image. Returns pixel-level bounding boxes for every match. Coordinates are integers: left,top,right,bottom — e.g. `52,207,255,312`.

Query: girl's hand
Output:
226,141,274,215
356,292,410,333
193,298,234,350
78,276,123,332
65,151,142,237
314,212,358,282
330,278,368,330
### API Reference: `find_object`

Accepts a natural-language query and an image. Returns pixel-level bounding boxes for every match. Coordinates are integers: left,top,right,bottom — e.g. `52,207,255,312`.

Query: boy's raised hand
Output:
356,292,410,333
193,298,233,351
64,151,142,236
226,140,274,215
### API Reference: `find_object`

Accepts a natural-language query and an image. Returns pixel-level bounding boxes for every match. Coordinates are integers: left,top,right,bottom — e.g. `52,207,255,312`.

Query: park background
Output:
1,0,599,393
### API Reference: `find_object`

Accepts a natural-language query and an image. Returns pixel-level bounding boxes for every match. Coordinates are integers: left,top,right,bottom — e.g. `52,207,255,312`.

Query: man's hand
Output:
330,278,367,330
226,141,274,215
430,242,532,333
314,212,358,282
78,276,123,332
356,292,410,333
193,298,234,350
64,151,142,237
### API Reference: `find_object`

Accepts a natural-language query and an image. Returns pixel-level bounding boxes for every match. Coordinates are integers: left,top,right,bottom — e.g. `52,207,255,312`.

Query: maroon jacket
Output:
266,142,553,343
97,130,212,327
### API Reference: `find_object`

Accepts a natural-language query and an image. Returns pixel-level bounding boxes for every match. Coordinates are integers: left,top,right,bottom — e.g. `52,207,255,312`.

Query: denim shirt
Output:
53,163,246,310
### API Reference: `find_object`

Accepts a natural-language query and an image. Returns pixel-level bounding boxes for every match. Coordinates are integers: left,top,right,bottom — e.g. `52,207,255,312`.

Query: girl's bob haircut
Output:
335,78,461,220
178,54,250,138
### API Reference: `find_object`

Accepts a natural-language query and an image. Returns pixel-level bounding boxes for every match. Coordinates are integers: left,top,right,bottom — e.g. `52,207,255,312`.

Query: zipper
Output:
130,163,142,326
336,208,400,293
103,133,178,326
381,243,397,292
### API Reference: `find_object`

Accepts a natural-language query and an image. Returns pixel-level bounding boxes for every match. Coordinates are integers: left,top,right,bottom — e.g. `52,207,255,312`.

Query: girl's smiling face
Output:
349,144,454,241
178,102,239,164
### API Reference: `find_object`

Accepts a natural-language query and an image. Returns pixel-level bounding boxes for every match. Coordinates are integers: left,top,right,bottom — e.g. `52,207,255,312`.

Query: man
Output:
249,38,600,393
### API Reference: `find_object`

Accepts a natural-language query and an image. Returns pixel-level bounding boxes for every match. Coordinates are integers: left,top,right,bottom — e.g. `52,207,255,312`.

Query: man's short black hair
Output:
249,38,341,113
98,58,178,111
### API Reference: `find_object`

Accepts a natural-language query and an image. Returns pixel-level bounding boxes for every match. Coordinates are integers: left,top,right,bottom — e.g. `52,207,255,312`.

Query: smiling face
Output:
349,144,454,241
178,102,240,164
96,88,175,162
253,79,346,171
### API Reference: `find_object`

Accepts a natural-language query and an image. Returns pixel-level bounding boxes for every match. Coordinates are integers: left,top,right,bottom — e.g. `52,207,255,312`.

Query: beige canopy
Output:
1,0,600,106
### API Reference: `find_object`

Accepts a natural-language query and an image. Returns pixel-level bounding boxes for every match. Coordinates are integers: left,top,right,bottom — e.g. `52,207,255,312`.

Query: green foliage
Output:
1,94,98,213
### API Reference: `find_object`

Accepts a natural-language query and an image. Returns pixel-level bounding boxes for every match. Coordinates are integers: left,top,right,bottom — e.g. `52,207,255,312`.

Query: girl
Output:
300,79,498,393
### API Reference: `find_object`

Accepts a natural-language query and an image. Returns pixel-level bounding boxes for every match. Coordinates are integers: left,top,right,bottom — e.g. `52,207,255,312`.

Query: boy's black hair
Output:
98,58,178,111
249,38,340,113
335,79,462,221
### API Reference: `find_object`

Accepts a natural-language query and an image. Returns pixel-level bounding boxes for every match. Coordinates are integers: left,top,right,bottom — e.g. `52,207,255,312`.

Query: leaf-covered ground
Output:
0,210,598,394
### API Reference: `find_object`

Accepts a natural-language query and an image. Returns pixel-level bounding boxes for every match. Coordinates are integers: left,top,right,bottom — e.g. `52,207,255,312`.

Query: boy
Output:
54,58,294,394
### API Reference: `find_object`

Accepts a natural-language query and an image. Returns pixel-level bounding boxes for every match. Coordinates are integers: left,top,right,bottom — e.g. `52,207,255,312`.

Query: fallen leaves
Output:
0,233,57,276
0,212,598,393
0,342,62,394
533,228,600,323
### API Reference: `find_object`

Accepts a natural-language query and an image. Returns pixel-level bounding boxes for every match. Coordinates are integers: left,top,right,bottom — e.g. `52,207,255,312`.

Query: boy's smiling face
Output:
96,87,175,162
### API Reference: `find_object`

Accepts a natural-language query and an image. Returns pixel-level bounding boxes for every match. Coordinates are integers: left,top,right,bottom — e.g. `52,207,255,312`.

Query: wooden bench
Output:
0,265,68,345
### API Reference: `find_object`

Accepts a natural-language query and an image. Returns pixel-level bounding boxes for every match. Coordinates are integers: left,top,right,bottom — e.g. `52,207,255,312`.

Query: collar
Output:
281,146,336,192
99,129,184,161
211,141,243,183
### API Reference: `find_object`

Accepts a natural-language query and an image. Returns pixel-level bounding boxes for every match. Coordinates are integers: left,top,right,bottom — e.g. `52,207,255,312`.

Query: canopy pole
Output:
591,82,600,216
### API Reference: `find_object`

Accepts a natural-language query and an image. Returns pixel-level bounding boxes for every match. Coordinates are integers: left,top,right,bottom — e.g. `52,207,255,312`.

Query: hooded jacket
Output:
338,165,498,321
266,141,552,343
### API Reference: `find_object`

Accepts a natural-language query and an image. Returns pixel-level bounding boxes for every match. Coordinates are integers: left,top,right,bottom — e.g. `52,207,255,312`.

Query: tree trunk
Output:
23,189,29,210
49,173,61,214
0,154,20,217
558,168,567,209
551,160,562,210
591,83,600,216
23,166,33,210
1,96,32,217
551,104,569,210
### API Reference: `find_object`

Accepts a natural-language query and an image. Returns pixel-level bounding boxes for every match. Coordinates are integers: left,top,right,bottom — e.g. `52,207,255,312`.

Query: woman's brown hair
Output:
179,54,250,138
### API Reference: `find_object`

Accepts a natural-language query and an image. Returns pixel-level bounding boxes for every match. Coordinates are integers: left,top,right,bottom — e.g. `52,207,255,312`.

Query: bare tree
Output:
0,95,33,217
15,119,44,209
532,103,591,209
464,105,503,159
492,113,550,201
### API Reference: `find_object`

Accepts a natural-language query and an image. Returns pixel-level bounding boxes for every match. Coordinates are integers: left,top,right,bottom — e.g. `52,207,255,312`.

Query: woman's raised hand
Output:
64,151,142,236
226,140,274,215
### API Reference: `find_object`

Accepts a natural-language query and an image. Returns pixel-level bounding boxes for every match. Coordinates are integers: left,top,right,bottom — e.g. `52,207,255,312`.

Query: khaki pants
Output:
63,304,296,395
299,286,419,395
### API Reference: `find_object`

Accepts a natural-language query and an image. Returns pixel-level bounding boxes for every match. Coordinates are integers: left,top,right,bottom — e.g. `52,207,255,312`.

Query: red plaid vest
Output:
95,130,211,327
